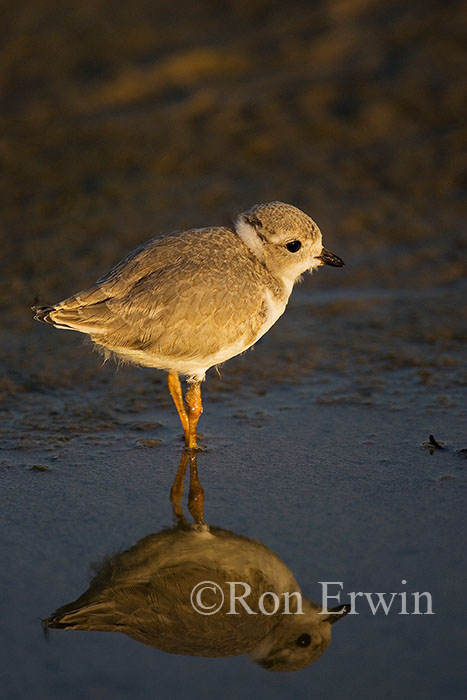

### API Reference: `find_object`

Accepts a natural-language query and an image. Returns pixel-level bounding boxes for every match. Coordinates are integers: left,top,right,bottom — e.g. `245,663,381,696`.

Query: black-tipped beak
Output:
318,248,344,267
327,603,351,624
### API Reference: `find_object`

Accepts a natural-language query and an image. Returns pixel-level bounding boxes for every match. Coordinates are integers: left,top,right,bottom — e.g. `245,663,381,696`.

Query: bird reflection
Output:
45,452,349,672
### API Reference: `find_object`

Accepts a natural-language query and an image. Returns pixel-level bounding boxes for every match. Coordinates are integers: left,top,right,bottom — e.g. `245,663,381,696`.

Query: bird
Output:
44,476,350,672
33,202,344,449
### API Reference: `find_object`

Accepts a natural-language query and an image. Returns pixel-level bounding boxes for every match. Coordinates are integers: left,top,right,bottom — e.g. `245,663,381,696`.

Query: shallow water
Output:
1,1,466,698
2,382,466,699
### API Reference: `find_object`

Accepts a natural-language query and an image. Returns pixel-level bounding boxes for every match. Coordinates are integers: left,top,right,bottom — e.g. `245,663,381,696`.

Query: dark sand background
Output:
1,1,466,698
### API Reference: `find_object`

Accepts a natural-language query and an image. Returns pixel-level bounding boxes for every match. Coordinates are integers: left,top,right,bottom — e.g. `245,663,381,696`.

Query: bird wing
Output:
45,562,278,657
44,228,277,360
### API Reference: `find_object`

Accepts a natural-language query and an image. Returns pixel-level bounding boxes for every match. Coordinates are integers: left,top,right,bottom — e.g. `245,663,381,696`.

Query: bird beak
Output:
318,248,345,267
324,603,351,624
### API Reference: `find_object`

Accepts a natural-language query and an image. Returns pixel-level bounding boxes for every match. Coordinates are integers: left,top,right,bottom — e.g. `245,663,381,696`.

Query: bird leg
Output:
187,451,205,524
167,371,190,444
169,450,189,525
184,380,203,450
169,450,205,525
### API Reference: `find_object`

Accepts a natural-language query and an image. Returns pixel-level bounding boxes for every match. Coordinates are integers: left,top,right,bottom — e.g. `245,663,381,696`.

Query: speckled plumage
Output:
34,202,344,446
41,226,285,378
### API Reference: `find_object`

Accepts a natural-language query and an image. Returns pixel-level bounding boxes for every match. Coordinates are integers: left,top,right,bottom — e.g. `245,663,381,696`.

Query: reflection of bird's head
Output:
251,599,350,672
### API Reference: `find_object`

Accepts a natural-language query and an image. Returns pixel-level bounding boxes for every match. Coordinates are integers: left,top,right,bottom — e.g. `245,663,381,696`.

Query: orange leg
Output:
167,371,190,444
184,381,203,450
169,450,189,524
187,451,205,524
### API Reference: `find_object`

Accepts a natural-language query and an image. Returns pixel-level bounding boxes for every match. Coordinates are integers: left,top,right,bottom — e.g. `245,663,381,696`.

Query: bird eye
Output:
286,240,301,253
296,633,311,647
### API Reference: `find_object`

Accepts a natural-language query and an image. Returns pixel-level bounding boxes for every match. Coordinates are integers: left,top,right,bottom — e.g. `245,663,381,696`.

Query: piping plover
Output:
33,201,344,448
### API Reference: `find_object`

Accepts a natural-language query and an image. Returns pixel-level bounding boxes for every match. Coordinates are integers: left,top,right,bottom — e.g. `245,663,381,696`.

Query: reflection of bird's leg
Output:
184,381,203,450
169,450,189,524
167,371,190,444
187,452,205,525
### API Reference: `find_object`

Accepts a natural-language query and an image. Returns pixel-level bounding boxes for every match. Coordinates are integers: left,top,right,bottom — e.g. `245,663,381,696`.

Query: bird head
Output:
249,599,350,672
235,201,344,289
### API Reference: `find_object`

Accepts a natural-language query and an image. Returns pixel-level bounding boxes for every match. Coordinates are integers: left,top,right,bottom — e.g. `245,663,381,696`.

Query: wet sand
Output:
1,1,466,698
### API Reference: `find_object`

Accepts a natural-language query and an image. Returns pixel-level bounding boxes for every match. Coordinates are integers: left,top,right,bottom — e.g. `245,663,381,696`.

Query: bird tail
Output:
32,301,85,331
32,304,57,325
32,284,115,334
43,600,117,631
